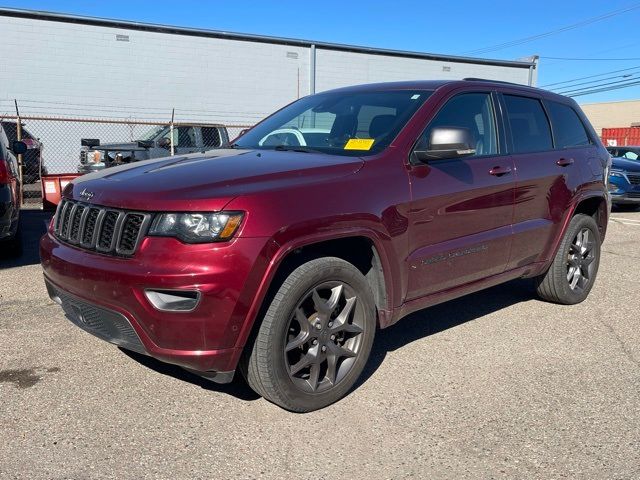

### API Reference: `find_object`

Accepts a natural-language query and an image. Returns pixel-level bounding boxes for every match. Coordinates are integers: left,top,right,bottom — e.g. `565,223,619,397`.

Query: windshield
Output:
137,125,167,141
234,90,432,156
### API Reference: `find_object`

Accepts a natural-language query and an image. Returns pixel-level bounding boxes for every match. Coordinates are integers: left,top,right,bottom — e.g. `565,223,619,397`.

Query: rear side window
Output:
202,127,222,148
546,101,590,148
504,95,552,153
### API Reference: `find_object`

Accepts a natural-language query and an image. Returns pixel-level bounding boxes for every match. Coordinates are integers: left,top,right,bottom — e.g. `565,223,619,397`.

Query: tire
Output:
242,257,377,412
535,214,601,305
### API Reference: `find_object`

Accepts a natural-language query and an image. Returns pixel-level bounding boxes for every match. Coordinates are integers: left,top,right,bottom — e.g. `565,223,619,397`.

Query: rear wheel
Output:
242,257,376,412
535,214,601,304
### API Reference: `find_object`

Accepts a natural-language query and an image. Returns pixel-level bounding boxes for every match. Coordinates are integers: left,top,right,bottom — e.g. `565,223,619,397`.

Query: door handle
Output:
489,165,512,177
556,157,574,167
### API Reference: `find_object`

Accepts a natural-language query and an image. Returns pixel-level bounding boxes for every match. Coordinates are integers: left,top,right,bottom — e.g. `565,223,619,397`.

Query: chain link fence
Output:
0,115,251,208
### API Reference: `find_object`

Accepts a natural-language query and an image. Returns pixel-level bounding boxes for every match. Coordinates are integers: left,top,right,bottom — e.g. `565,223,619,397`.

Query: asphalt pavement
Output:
1,209,639,479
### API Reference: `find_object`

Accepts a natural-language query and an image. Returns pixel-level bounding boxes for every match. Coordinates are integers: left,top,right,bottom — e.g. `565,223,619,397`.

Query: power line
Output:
541,65,640,87
550,73,637,92
567,79,640,97
464,2,640,55
557,77,640,95
540,56,640,61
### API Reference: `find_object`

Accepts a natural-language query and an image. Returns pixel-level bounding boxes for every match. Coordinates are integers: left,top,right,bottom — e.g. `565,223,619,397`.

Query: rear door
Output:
405,91,515,300
503,94,594,269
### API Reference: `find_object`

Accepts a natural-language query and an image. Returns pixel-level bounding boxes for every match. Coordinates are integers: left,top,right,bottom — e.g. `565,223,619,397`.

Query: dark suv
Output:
41,80,611,411
0,126,26,255
1,121,44,184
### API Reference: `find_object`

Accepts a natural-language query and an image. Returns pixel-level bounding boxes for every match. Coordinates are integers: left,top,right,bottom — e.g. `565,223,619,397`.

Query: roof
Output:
0,7,536,69
325,78,546,94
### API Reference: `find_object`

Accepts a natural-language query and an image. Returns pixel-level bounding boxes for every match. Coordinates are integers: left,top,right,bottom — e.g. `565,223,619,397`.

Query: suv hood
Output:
612,156,640,173
67,149,364,211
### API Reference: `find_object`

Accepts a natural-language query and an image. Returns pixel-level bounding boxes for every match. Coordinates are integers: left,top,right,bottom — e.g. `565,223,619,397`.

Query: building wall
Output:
0,15,311,124
315,49,530,92
0,14,532,124
580,99,640,136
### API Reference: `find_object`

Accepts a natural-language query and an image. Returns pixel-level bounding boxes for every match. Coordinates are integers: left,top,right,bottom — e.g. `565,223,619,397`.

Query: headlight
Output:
149,212,243,243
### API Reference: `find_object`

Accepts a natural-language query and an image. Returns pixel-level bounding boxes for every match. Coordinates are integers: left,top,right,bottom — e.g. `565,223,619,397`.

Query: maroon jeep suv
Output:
41,79,611,412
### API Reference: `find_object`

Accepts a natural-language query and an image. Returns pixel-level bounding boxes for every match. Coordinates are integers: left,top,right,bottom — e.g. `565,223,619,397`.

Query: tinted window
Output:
546,101,590,148
419,92,498,157
0,122,34,141
504,95,552,153
202,127,221,148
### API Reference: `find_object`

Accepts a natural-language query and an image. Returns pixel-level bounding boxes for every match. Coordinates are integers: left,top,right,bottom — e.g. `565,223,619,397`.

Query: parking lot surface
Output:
1,210,639,479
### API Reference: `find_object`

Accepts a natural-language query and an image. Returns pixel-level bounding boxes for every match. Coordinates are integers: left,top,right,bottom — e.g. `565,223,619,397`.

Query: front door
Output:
406,91,515,301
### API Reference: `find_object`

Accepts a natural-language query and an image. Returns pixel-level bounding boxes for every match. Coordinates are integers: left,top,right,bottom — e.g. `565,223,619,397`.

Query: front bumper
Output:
610,192,640,204
608,175,640,204
41,230,274,379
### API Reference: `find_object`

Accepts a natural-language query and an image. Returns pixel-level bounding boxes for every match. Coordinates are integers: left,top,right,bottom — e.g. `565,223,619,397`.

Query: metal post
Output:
14,100,23,207
309,44,316,95
170,108,175,156
310,44,316,128
527,55,539,87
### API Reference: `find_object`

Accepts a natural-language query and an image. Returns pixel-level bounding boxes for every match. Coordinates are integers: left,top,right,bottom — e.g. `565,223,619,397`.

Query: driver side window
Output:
417,92,498,158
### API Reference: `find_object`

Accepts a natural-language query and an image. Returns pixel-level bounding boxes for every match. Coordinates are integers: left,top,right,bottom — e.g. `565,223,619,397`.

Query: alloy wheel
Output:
284,281,365,393
566,227,596,292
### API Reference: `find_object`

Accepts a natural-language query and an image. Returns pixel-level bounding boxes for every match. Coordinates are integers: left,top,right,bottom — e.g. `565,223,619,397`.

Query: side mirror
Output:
11,141,28,155
414,127,476,162
158,137,171,149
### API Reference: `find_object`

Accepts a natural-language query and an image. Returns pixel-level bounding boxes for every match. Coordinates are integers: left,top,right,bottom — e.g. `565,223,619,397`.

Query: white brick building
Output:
0,8,537,124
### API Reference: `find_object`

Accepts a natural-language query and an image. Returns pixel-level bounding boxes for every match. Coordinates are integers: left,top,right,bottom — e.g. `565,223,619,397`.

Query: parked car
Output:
78,124,229,173
1,121,45,184
41,79,611,412
606,145,640,160
608,156,640,208
0,126,26,255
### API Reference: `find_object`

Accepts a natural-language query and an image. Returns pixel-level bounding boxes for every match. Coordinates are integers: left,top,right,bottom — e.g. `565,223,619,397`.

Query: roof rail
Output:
462,77,530,86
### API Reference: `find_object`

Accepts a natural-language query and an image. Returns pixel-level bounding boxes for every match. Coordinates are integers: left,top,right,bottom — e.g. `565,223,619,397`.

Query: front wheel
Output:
535,214,601,304
242,257,377,412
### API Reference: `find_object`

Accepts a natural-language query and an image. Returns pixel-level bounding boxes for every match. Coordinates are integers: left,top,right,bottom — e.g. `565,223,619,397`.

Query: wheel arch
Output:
232,229,396,360
541,192,609,274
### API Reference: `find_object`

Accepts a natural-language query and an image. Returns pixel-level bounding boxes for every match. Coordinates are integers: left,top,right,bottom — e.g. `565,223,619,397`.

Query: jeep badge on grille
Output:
79,188,95,201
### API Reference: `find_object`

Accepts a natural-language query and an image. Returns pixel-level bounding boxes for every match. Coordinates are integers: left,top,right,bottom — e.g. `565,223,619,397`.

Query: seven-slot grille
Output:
54,199,151,256
626,173,640,185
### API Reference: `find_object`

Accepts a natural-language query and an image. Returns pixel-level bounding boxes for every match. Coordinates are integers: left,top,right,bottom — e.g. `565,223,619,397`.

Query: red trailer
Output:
41,173,81,210
601,127,640,147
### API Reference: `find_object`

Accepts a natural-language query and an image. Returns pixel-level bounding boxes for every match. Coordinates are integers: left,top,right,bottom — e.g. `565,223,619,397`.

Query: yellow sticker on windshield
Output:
344,138,375,150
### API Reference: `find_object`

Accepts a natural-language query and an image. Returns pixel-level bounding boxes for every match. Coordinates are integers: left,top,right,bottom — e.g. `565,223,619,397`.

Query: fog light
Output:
144,289,200,312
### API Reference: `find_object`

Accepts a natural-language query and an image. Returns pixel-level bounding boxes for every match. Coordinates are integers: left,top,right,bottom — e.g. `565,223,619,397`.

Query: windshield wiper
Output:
273,145,319,153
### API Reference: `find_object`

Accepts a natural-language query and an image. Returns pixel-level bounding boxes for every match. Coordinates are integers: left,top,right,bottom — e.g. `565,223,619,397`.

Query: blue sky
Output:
4,0,640,103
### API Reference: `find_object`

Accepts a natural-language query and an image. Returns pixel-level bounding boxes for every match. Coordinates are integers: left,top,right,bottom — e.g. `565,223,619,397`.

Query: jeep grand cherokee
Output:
41,79,611,412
